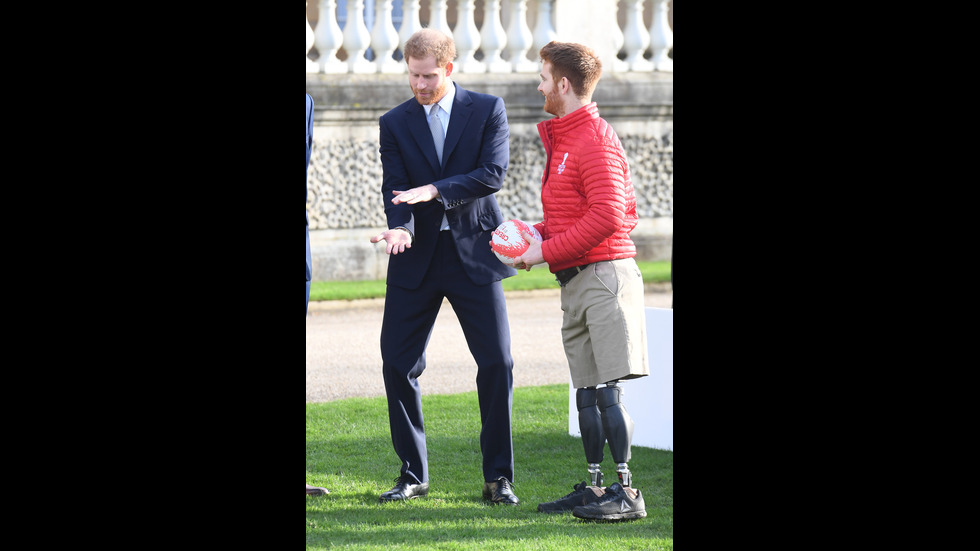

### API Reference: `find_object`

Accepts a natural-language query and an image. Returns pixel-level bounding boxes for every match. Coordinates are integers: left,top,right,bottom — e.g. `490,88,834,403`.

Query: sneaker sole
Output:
572,509,647,521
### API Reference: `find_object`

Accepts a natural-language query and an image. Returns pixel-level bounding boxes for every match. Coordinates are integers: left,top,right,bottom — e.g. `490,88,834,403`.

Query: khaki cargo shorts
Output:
559,258,649,389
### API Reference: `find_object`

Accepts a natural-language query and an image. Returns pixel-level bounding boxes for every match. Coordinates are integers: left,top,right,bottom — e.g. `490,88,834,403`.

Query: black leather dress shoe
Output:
379,475,429,502
483,477,520,505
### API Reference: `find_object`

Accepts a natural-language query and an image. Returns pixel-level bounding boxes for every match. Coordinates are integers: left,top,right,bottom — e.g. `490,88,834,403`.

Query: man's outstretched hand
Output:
371,228,413,255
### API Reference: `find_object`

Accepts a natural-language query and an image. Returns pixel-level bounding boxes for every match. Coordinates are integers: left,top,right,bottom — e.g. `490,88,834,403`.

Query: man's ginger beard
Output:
544,87,564,117
411,72,450,105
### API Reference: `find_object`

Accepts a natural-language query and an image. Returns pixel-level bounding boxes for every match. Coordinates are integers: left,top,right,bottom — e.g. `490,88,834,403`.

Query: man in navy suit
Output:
369,28,519,505
306,93,330,497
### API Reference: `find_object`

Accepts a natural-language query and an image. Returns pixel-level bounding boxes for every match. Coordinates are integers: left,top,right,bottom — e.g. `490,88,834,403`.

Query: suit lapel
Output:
406,101,442,172
443,85,472,167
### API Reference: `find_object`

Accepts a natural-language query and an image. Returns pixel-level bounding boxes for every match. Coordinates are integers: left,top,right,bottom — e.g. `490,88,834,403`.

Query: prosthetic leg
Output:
568,382,647,520
597,382,635,487
539,383,638,515
575,386,606,486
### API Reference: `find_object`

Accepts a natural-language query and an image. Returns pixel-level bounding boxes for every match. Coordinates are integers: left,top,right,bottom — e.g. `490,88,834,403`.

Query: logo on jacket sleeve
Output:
557,152,568,174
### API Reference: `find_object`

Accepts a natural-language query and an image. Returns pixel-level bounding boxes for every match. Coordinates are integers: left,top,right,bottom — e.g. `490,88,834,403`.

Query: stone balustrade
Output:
307,0,673,75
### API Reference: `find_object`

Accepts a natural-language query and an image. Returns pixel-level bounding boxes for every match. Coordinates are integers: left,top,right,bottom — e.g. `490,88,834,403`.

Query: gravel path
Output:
306,284,672,402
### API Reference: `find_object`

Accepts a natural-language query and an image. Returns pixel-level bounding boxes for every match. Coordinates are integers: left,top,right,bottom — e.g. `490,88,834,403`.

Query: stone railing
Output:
307,0,673,75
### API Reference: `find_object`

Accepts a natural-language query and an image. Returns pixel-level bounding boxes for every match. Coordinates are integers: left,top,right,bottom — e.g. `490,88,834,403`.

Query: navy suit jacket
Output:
379,83,517,289
306,93,314,284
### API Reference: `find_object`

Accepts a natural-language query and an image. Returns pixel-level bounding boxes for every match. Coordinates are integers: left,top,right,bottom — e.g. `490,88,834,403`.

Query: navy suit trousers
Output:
380,231,515,485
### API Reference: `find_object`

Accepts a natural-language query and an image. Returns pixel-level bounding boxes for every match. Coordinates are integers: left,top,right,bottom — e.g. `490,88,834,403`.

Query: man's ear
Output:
444,61,454,77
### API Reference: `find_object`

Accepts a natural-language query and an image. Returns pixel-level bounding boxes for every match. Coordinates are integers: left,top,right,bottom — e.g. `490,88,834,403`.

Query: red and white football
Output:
491,219,542,264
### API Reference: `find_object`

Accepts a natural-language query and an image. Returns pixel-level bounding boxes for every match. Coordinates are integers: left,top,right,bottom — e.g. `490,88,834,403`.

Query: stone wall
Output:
306,71,672,281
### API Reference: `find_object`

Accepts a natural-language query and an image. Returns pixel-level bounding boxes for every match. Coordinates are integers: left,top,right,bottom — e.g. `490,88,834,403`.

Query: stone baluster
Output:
399,0,423,66
428,0,453,38
604,0,628,73
622,0,652,70
505,0,537,72
372,0,402,72
315,0,347,73
648,0,673,72
531,0,557,59
307,3,319,73
480,0,511,73
613,1,627,59
454,0,485,73
343,0,375,73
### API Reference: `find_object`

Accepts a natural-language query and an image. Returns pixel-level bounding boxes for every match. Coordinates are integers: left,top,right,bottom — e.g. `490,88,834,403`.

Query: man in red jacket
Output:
510,41,649,522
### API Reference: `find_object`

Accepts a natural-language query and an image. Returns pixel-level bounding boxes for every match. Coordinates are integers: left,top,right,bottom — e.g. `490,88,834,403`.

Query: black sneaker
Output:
537,481,605,513
572,483,646,521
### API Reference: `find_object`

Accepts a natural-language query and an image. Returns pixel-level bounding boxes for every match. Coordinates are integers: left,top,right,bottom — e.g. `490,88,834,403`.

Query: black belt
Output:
555,264,591,286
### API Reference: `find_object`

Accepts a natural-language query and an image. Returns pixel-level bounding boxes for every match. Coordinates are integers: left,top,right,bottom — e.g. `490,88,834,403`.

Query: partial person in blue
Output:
369,28,519,505
306,93,330,497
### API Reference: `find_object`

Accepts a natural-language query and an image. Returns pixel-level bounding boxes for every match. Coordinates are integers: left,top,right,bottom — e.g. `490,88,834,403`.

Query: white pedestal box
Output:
568,307,673,451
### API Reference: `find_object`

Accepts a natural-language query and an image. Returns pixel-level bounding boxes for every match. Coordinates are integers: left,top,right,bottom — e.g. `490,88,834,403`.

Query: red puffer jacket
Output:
534,103,638,273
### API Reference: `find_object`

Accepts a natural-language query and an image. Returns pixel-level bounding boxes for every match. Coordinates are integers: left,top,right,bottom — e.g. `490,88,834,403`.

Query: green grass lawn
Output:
310,260,671,302
306,383,673,550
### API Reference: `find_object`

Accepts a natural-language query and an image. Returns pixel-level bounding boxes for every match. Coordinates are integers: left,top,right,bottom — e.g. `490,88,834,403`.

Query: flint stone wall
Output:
306,72,672,282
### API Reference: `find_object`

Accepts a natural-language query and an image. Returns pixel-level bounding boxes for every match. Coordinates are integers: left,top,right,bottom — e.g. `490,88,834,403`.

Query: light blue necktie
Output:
429,105,444,163
430,105,450,230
